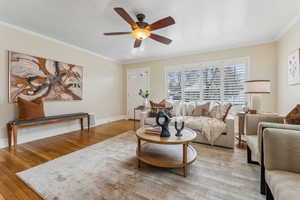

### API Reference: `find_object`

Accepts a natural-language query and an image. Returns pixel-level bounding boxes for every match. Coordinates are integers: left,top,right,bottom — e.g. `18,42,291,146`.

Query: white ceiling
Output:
0,0,300,63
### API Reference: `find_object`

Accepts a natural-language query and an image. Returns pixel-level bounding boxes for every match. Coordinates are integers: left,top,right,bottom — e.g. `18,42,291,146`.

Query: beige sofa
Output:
140,111,235,149
263,127,300,200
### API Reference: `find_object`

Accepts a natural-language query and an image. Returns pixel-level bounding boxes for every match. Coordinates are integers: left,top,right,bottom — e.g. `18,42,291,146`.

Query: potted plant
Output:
138,89,150,107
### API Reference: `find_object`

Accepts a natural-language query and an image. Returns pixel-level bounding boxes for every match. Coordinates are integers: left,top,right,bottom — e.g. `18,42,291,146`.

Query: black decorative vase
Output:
175,121,185,137
156,112,171,137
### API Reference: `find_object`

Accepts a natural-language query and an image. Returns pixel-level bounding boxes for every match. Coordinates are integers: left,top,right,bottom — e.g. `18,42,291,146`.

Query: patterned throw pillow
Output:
209,103,232,121
192,102,210,117
285,104,300,125
149,100,172,117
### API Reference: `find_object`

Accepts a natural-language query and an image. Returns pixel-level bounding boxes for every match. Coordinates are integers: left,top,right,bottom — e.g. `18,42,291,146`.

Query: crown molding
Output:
1,10,299,66
121,39,276,65
274,11,300,41
0,20,120,63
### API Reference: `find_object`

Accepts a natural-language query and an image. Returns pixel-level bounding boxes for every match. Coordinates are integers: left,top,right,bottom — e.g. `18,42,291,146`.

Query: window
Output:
166,59,247,106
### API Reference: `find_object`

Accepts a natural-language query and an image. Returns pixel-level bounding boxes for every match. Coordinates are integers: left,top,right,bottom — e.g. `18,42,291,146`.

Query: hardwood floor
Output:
0,120,139,200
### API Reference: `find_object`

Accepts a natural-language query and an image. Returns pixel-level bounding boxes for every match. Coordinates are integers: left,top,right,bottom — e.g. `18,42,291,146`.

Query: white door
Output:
127,68,150,120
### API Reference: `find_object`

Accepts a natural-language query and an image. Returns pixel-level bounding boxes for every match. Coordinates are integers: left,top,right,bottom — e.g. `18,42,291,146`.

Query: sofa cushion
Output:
245,135,260,162
209,103,232,121
182,102,195,116
170,116,226,145
266,170,300,200
192,102,210,117
167,101,195,116
166,100,181,116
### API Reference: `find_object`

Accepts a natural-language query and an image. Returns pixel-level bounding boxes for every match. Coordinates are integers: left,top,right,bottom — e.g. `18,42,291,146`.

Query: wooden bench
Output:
7,112,90,148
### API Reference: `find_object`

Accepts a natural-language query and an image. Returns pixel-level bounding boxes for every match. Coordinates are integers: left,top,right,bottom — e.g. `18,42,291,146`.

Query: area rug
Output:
17,131,264,200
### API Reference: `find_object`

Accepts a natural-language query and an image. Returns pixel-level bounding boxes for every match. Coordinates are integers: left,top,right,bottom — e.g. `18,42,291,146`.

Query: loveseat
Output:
140,101,235,149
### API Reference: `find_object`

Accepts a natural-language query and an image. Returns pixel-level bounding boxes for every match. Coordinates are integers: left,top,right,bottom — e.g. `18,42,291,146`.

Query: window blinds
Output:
223,64,246,105
167,61,247,106
167,71,182,100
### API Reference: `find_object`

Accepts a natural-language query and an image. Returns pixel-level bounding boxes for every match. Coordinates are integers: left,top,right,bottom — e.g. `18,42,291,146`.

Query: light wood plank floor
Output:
0,120,139,200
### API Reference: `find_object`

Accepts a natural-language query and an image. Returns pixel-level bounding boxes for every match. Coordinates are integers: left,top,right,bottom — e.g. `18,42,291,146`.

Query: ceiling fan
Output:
104,8,175,48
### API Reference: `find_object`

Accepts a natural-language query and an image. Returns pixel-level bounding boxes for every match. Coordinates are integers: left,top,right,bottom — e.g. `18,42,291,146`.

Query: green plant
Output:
138,89,150,99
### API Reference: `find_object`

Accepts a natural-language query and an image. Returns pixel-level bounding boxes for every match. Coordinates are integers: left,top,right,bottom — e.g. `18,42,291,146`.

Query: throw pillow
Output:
192,102,210,116
18,97,45,121
181,101,195,116
166,100,181,116
150,99,166,108
149,100,172,117
209,103,232,121
285,104,300,125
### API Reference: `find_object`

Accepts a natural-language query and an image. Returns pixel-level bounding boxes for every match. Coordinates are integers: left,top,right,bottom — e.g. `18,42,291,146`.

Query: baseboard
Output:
95,115,127,126
0,115,127,149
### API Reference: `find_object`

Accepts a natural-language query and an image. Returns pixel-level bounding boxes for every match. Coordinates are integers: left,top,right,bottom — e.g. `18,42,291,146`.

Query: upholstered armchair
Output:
263,127,300,200
245,114,284,164
244,113,284,194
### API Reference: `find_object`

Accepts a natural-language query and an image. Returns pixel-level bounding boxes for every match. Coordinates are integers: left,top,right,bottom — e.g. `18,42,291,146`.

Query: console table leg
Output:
137,138,141,168
80,118,84,131
7,124,12,149
87,115,90,132
138,160,141,168
12,126,18,147
133,109,136,131
183,143,187,177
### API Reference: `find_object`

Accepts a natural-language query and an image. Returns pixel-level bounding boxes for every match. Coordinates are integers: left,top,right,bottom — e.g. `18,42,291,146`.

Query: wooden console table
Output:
7,112,90,148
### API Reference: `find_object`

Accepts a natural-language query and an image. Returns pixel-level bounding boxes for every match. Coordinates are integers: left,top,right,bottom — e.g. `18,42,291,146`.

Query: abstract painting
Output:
288,49,300,85
9,51,83,102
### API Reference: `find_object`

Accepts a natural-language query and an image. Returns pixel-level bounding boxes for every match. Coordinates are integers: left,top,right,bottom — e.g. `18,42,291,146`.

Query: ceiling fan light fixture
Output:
104,8,175,48
131,28,150,40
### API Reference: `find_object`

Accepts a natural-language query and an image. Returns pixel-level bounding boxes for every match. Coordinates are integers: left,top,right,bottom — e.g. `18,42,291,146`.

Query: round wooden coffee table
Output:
136,127,197,177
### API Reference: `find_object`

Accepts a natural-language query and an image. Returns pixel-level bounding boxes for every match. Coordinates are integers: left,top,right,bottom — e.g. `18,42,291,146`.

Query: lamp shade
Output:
245,80,271,94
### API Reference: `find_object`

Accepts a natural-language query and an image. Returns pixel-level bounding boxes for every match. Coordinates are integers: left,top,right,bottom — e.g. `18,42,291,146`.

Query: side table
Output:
133,105,145,131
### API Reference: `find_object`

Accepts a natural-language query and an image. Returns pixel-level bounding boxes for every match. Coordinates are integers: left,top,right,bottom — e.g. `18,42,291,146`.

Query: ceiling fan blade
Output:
114,7,135,26
149,16,175,31
134,39,142,48
149,33,172,45
104,32,131,36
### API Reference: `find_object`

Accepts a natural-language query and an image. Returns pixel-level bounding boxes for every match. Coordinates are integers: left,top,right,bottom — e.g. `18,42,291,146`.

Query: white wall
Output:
2,18,294,148
124,42,278,113
0,23,124,148
277,19,300,114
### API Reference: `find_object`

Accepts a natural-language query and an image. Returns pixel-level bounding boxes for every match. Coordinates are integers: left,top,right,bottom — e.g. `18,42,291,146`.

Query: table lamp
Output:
245,80,271,114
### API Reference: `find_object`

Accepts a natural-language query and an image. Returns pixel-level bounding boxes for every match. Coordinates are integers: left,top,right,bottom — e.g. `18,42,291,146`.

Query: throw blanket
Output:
172,116,226,145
